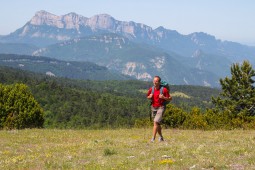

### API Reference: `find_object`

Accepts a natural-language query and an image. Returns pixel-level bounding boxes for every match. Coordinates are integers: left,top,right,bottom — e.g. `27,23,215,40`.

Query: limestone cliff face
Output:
3,10,185,50
86,14,116,31
16,10,158,44
30,10,64,27
30,10,88,30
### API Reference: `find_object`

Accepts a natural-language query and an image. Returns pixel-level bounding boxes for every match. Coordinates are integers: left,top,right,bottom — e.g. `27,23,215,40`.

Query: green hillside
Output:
0,66,220,128
0,54,130,81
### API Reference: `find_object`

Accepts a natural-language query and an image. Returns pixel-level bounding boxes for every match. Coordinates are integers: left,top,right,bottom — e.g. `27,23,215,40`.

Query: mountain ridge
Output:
0,10,254,87
1,10,253,64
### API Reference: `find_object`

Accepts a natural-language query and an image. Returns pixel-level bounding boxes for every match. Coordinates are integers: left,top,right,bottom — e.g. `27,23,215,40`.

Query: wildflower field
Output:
1,128,255,169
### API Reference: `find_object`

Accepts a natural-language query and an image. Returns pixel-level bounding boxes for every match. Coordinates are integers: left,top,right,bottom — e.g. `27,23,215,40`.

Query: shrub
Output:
204,109,233,129
0,83,44,129
163,104,187,128
183,107,207,129
134,118,152,128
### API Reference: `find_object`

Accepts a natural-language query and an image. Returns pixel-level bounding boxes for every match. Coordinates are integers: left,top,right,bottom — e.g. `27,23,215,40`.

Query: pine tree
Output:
212,60,255,117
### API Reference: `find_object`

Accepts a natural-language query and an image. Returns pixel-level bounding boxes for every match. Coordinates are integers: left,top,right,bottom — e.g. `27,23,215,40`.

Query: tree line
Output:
0,60,254,129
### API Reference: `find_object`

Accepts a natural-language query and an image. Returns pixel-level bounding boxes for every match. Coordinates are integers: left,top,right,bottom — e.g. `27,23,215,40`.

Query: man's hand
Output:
169,96,172,101
147,94,153,99
159,94,172,101
159,94,164,99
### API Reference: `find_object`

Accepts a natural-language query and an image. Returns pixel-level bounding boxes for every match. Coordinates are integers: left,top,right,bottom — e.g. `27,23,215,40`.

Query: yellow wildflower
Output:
159,159,174,165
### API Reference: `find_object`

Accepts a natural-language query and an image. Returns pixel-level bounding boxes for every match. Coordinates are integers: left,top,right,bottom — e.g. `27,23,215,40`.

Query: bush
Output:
204,109,233,129
162,104,187,128
0,83,44,129
230,112,255,129
183,107,208,129
134,118,152,128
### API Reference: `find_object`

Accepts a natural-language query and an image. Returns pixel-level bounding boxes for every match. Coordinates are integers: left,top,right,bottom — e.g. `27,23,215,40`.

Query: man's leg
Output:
152,122,163,141
151,107,157,142
155,107,164,141
151,107,164,142
158,123,162,137
158,123,164,141
153,121,158,139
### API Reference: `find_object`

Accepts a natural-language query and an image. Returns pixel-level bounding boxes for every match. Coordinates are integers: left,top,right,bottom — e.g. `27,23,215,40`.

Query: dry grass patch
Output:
171,92,191,98
1,128,255,169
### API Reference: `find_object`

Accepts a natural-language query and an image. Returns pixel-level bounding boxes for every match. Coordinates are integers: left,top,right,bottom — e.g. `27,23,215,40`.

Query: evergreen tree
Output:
212,60,255,117
0,83,44,129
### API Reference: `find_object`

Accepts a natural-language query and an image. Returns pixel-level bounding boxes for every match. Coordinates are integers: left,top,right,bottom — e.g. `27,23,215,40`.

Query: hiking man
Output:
147,76,172,142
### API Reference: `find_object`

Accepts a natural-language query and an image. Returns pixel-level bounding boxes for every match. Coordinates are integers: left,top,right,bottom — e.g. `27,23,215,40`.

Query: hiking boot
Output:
150,138,155,143
159,137,164,142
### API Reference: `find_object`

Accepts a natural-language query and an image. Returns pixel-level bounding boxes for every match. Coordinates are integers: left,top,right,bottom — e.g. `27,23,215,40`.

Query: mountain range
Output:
0,10,254,87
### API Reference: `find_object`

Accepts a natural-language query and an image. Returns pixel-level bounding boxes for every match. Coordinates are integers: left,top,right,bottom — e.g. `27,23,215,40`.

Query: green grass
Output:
1,128,255,169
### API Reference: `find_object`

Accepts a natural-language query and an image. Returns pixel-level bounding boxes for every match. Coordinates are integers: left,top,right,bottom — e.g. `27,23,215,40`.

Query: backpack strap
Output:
160,86,164,94
160,86,167,106
151,86,155,94
151,86,164,94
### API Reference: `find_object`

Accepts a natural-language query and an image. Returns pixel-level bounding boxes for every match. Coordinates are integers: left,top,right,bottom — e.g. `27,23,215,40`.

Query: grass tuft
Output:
103,148,117,156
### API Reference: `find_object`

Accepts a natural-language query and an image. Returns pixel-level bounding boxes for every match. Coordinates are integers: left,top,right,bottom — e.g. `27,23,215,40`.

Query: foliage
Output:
0,83,44,129
0,66,220,129
0,54,129,81
170,85,220,111
134,118,151,128
182,107,208,129
203,109,232,129
163,105,221,130
1,63,255,129
212,60,255,117
146,104,255,130
162,104,187,128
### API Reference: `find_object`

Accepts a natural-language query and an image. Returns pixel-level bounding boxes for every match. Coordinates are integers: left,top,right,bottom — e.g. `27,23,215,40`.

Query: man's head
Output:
153,76,161,88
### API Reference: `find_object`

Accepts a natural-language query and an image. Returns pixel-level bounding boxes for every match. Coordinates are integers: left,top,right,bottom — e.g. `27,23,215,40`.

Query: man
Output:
147,76,172,142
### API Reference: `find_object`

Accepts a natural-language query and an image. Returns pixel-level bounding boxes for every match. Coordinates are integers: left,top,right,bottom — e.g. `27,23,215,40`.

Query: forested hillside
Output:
0,54,130,81
0,66,220,128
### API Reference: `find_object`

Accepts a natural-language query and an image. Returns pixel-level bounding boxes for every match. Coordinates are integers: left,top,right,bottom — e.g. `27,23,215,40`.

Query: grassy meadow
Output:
1,128,255,169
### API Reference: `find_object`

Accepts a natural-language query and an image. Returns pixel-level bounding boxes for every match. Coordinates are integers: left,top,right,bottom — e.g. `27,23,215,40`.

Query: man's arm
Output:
147,88,153,99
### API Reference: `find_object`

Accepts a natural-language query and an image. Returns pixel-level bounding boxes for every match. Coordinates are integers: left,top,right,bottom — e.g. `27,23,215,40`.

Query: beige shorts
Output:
151,106,165,123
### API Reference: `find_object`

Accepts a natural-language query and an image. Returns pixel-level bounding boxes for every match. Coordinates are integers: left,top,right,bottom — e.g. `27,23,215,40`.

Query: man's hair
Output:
154,76,161,82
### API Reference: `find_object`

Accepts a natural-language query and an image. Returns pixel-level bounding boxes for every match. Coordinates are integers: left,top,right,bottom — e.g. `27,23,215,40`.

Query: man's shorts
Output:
151,106,165,123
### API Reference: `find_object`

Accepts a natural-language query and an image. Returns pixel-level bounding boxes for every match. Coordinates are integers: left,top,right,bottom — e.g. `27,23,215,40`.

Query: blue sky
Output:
1,0,255,46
